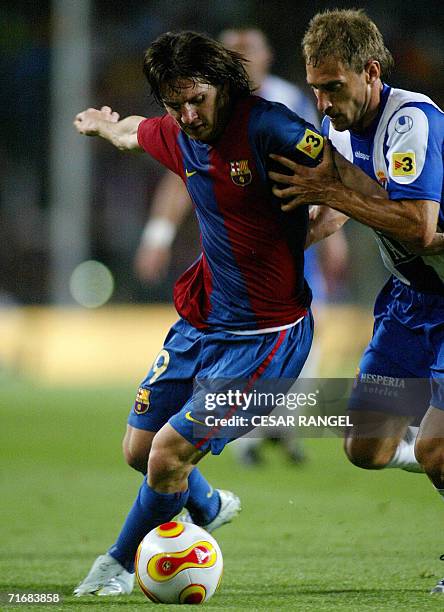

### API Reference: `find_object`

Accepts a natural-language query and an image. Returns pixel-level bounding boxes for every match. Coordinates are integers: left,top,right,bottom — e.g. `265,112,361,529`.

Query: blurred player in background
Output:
270,9,444,594
134,27,349,466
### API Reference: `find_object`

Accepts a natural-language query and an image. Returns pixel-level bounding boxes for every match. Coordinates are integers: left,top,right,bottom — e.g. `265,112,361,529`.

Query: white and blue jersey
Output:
324,84,444,296
327,84,444,413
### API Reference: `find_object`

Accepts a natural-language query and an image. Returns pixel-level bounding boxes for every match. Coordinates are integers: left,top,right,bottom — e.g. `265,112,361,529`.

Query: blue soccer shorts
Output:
349,280,444,421
128,313,313,454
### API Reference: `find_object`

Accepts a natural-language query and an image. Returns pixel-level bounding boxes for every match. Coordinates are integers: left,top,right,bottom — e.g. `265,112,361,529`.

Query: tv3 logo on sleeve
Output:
392,152,416,176
296,129,324,160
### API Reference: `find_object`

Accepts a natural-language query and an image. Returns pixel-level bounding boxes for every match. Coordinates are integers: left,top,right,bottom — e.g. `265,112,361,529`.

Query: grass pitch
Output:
1,380,443,611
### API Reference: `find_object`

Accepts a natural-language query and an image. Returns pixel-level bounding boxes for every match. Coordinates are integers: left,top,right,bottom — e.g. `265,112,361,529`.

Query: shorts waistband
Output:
226,316,304,336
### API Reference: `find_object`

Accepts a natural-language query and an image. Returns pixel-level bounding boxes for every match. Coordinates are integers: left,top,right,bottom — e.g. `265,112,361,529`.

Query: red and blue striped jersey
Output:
138,96,323,330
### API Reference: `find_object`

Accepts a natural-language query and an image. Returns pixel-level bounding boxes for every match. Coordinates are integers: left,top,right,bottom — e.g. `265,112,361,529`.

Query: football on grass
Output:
135,521,223,604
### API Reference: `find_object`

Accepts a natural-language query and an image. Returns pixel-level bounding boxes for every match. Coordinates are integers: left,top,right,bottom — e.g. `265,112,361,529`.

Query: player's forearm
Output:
96,116,145,150
321,183,434,247
140,172,193,249
331,153,439,248
334,151,386,199
331,152,404,237
149,172,193,224
406,231,444,254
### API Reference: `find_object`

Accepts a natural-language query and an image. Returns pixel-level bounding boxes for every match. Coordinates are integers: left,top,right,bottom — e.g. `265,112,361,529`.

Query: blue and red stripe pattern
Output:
193,328,288,450
138,96,321,331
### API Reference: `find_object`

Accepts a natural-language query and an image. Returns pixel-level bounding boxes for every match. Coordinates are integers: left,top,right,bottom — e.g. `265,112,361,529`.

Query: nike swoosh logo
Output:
185,169,197,178
185,411,205,425
206,485,213,499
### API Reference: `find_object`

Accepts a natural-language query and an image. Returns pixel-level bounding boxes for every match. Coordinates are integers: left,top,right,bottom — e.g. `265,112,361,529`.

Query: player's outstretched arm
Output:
269,140,439,249
74,106,145,151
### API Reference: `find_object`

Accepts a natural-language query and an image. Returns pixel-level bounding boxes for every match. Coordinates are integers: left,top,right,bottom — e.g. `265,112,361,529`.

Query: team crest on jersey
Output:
376,170,388,189
394,115,413,134
230,159,252,186
392,152,416,176
134,387,150,414
296,129,324,160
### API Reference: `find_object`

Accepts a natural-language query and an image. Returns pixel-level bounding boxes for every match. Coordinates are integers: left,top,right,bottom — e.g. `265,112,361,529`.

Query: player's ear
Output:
365,60,380,84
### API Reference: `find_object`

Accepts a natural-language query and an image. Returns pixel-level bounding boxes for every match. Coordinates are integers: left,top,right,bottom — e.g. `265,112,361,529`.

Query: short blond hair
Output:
302,9,394,78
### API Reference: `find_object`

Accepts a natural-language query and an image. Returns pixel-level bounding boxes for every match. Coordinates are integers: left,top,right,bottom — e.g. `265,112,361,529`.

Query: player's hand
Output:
73,106,120,136
269,139,340,211
133,244,172,284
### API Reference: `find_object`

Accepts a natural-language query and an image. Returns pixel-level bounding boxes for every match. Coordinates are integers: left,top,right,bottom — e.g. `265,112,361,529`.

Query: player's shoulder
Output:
158,112,180,130
247,96,322,164
387,86,442,111
249,95,308,129
383,86,444,132
137,112,181,165
138,112,178,137
249,96,319,147
377,88,443,191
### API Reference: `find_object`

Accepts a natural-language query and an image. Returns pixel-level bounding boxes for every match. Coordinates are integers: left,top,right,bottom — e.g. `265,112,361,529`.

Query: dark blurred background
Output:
2,0,443,307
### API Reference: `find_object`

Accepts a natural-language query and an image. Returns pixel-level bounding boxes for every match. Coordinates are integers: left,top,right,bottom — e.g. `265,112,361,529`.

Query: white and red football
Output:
135,521,223,604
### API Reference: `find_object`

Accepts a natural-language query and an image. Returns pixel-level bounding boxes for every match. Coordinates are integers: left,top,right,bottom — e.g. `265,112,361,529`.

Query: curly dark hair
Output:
302,9,394,79
143,30,253,105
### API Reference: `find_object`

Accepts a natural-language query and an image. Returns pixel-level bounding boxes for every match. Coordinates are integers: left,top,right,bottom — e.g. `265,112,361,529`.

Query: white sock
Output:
386,426,423,473
232,436,261,456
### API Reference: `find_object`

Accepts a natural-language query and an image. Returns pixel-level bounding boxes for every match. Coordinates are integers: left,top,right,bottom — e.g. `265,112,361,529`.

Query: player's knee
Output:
148,446,185,488
122,437,149,474
344,437,394,470
415,438,444,475
123,447,147,473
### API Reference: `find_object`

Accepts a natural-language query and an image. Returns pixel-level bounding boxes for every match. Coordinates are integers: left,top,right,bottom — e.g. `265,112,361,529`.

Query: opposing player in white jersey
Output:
269,9,444,594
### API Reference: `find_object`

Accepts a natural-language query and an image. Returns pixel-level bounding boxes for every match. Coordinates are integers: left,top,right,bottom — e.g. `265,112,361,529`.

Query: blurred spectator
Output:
1,5,50,303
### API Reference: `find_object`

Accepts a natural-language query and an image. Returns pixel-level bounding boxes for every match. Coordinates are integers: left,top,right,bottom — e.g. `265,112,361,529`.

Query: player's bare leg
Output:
344,410,422,472
415,406,444,594
122,425,155,474
147,423,203,491
148,425,241,530
416,406,444,486
122,424,192,524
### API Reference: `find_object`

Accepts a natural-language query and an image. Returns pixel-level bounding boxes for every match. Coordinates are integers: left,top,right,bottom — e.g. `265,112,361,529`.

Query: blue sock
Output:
108,477,189,572
186,468,221,526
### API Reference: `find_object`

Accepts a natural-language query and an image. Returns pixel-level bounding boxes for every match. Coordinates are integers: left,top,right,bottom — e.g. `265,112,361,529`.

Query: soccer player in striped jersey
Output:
72,30,381,596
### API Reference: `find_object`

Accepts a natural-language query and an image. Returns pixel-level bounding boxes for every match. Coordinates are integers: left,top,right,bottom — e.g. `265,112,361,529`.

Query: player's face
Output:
306,58,377,132
162,80,230,142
